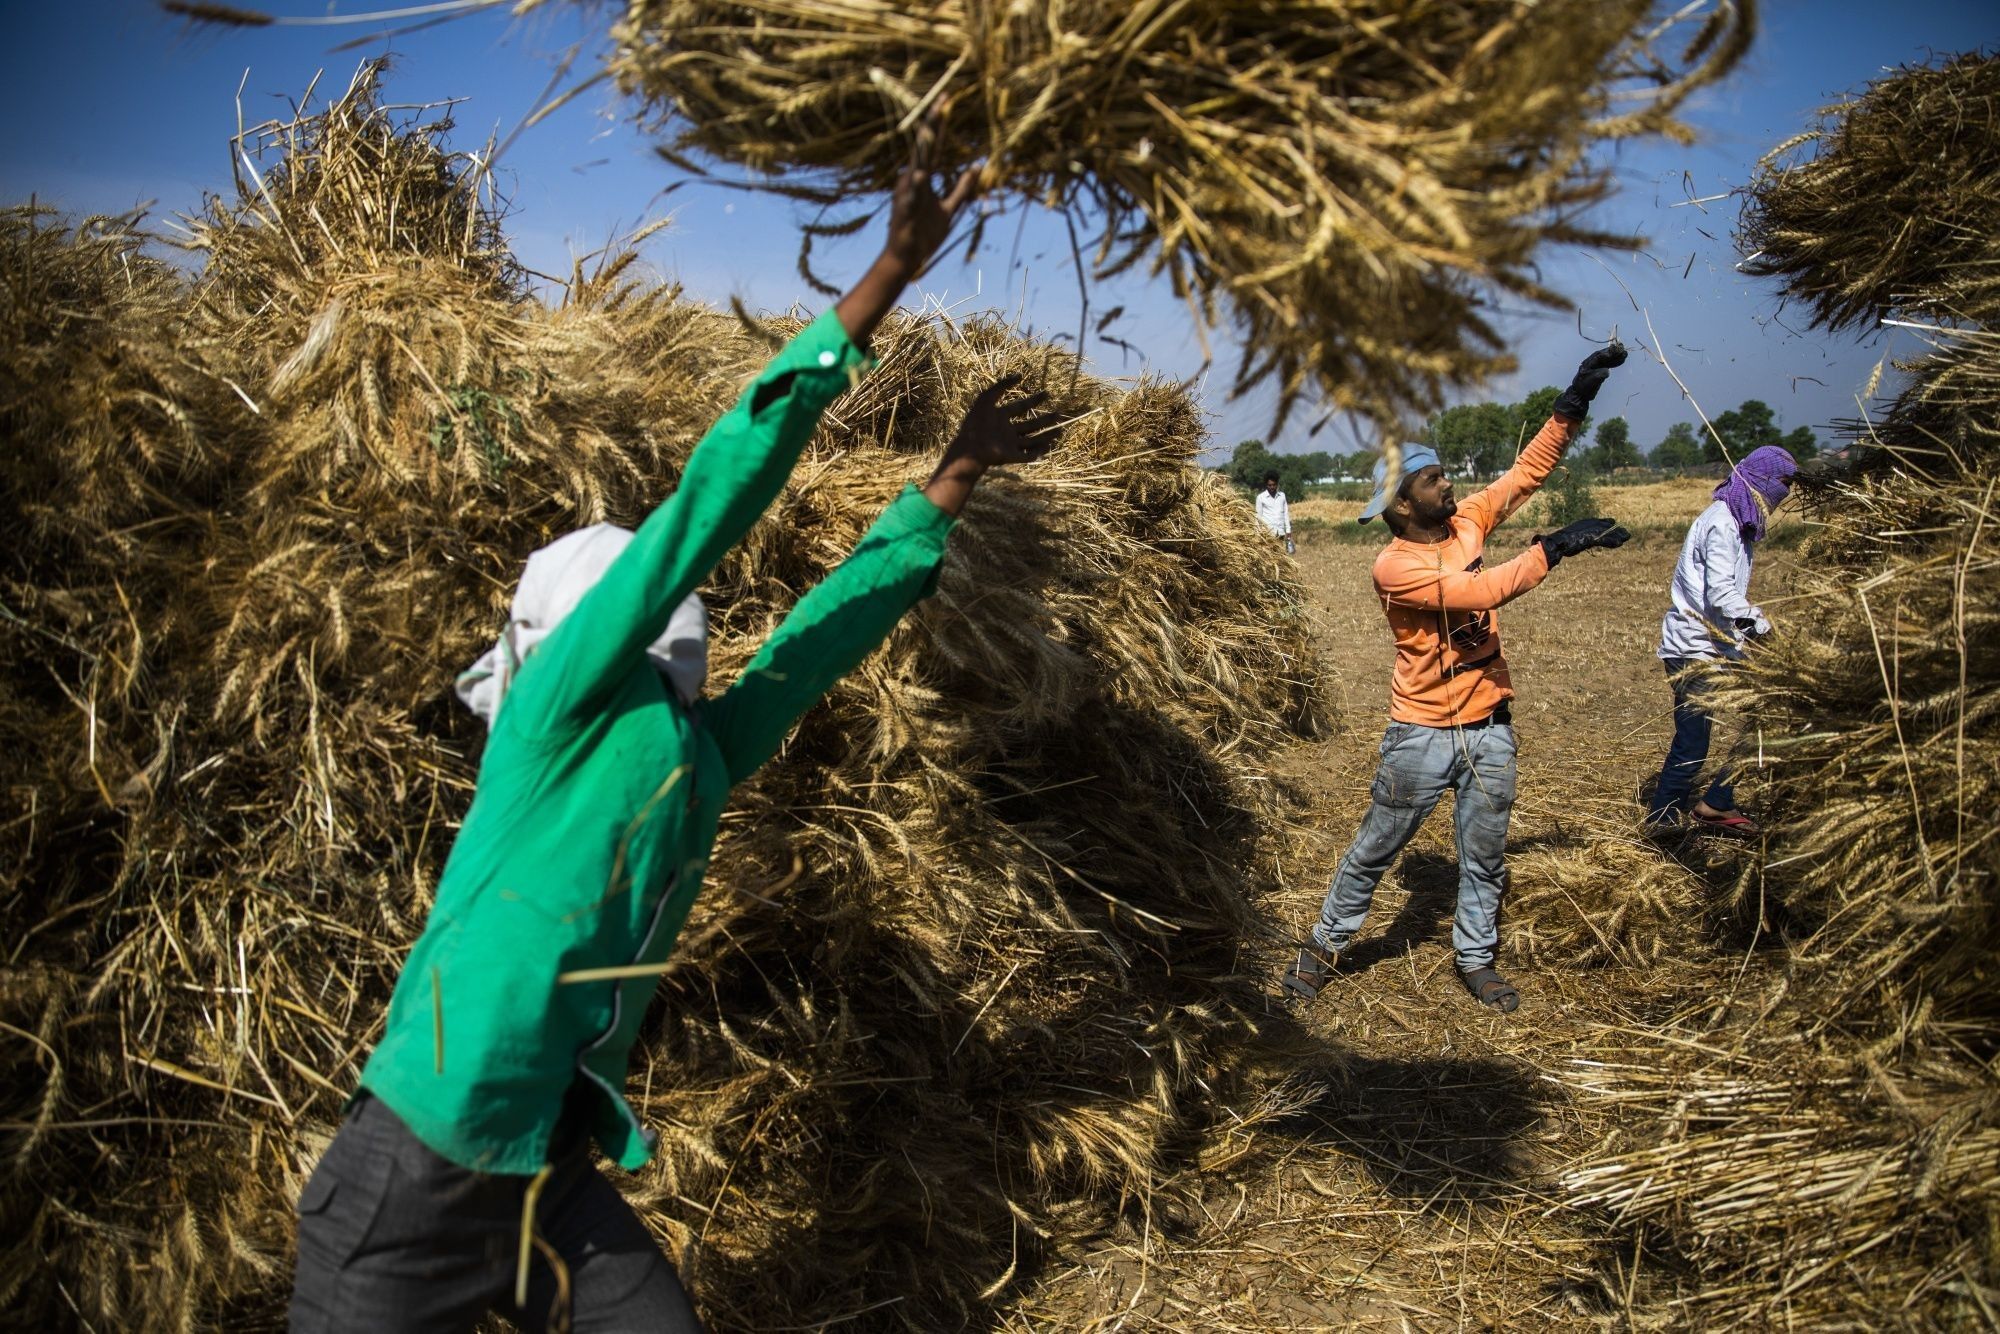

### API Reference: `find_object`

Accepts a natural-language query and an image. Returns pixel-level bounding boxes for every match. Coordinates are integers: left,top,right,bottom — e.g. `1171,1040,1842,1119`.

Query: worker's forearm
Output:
919,453,987,518
833,250,916,351
1508,414,1578,491
503,311,868,733
702,485,954,784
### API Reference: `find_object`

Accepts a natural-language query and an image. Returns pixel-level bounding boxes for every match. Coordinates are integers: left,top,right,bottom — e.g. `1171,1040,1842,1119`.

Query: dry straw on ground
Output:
1550,51,2000,1328
588,0,1753,437
0,64,1327,1330
1506,825,1722,969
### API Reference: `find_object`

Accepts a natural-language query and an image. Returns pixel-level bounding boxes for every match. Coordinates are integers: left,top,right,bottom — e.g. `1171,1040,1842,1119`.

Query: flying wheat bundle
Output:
600,0,1753,435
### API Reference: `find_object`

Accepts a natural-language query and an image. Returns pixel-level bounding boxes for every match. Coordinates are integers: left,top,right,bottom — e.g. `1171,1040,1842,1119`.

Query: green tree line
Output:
1220,441,1374,498
1222,391,1820,491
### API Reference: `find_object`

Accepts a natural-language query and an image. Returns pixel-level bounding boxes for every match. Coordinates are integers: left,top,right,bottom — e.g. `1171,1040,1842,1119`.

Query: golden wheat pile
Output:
1506,830,1729,969
0,63,1326,1330
588,0,1753,436
1552,52,2000,1329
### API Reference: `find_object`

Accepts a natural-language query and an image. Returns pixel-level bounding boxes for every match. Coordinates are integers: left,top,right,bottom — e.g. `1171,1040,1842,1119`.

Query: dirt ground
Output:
1007,480,1799,1331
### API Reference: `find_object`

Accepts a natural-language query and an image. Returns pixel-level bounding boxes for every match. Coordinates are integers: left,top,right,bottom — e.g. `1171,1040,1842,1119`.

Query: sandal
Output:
1280,942,1339,1001
1690,807,1760,836
1459,966,1520,1013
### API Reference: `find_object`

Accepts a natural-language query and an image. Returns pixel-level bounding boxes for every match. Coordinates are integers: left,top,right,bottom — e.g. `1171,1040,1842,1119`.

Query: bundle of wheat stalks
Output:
1505,823,1739,968
1562,1033,2000,1322
0,63,1326,1330
590,0,1753,434
1553,52,2000,1328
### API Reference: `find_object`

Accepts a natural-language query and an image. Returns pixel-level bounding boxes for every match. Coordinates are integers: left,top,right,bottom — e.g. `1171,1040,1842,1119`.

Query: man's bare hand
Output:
835,100,980,347
944,375,1063,468
920,375,1064,517
882,101,979,278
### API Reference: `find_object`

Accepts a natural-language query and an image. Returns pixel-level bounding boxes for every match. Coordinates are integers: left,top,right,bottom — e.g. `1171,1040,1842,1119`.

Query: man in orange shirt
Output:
1281,345,1632,1012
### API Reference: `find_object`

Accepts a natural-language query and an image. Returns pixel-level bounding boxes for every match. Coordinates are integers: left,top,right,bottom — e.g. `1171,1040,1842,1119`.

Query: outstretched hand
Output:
1733,615,1774,644
1553,339,1629,419
882,102,980,278
921,374,1065,517
835,101,981,348
946,374,1063,468
1576,342,1629,377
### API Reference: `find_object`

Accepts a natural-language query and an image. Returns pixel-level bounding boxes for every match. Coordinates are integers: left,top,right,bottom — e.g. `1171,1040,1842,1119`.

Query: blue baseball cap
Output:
1357,444,1442,523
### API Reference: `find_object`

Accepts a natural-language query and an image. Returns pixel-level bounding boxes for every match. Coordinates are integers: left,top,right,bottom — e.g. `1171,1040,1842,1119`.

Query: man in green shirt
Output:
288,139,1058,1332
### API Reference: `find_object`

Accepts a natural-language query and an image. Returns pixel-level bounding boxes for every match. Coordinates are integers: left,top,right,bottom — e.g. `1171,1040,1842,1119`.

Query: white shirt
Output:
1254,488,1291,536
1658,499,1769,661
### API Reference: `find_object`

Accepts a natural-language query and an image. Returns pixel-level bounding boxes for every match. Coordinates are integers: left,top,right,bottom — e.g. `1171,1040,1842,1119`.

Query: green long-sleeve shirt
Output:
359,310,956,1174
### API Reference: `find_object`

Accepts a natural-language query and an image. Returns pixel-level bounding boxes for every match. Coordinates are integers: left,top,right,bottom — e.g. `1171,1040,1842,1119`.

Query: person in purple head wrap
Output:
1646,445,1800,832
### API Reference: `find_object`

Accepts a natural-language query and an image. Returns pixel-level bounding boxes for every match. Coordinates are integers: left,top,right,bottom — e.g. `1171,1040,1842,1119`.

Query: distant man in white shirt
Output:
1647,445,1799,833
1255,471,1294,554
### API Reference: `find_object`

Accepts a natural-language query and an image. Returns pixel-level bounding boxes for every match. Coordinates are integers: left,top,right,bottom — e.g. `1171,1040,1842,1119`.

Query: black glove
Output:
1551,341,1628,420
1733,616,1772,644
1534,517,1631,567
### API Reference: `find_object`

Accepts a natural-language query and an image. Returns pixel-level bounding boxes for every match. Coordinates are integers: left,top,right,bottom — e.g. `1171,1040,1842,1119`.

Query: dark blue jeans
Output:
1649,658,1734,820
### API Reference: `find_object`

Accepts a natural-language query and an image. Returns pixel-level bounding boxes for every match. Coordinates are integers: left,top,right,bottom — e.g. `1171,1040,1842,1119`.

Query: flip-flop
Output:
1280,942,1339,1002
1459,966,1520,1013
1691,808,1761,836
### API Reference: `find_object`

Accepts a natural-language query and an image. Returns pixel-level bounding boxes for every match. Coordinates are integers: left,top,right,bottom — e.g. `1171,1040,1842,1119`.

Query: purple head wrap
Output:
1714,445,1798,541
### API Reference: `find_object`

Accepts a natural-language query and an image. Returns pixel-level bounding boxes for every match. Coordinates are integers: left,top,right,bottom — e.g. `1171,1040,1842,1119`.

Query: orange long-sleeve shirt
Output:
1372,414,1579,726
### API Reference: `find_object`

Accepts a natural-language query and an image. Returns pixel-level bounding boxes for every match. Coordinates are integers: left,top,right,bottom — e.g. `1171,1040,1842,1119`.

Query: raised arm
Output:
702,378,1061,784
500,124,979,738
1455,413,1577,534
833,109,978,349
1456,343,1627,534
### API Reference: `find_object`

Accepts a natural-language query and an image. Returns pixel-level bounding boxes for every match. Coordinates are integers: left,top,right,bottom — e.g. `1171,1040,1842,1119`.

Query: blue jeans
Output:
1313,719,1516,971
1648,658,1734,820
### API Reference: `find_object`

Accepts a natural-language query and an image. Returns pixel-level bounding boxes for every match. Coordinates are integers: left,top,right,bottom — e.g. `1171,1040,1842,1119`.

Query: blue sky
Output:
5,2,1995,460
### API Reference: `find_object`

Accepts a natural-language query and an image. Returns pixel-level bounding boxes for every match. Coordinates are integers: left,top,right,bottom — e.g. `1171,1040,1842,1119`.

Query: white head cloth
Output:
455,524,707,726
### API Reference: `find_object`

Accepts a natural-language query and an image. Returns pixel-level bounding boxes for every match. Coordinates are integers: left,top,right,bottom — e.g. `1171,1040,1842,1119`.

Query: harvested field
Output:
1608,52,2000,1326
1121,49,1992,1331
1010,513,1797,1329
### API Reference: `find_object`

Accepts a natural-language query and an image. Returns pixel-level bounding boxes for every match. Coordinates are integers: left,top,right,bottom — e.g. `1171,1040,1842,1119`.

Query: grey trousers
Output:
288,1093,704,1334
1313,718,1517,970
